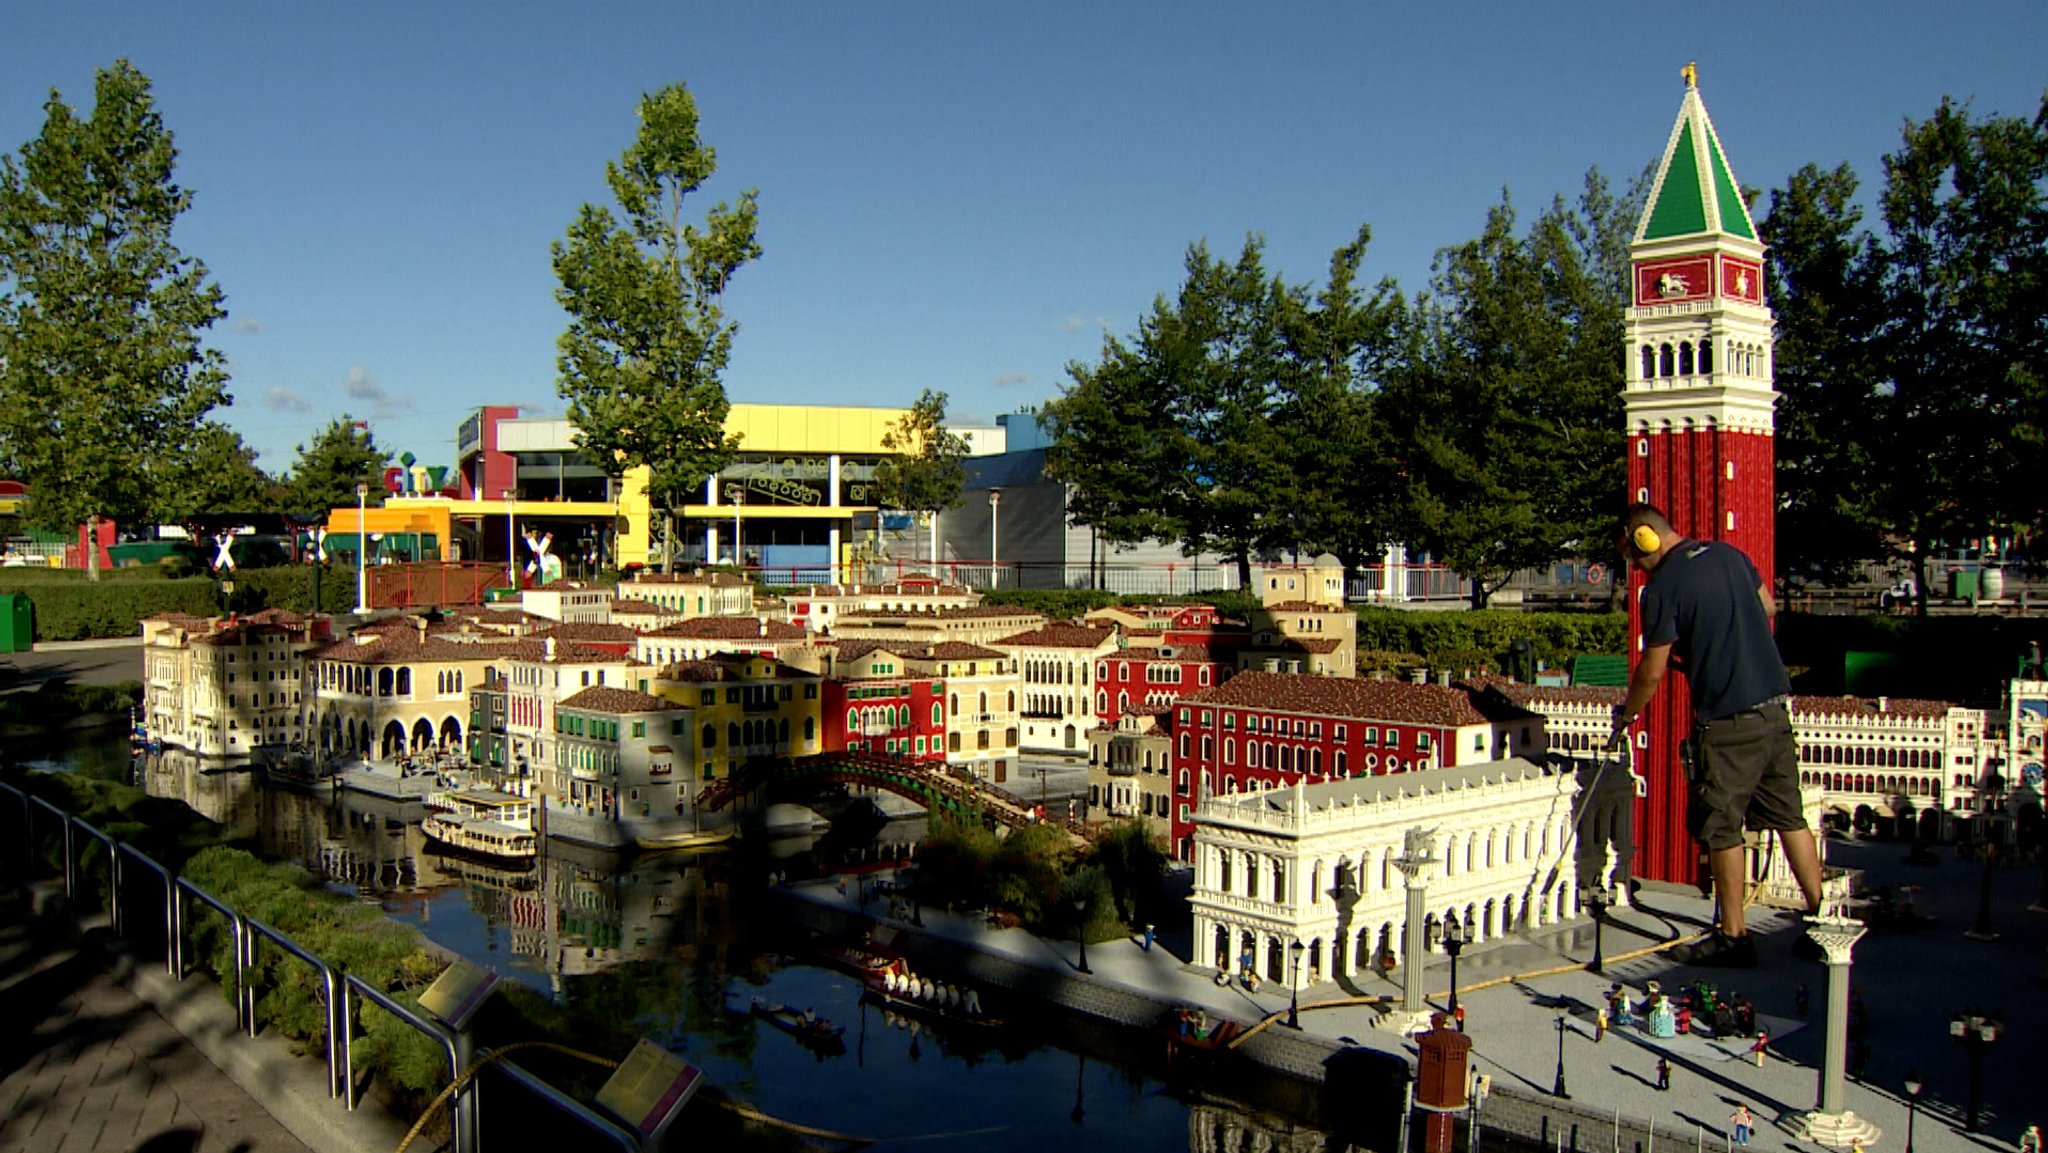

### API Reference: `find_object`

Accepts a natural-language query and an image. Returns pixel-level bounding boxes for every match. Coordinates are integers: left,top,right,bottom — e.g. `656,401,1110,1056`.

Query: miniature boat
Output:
816,926,905,977
749,998,845,1043
860,970,1001,1030
1162,1005,1240,1054
421,788,539,862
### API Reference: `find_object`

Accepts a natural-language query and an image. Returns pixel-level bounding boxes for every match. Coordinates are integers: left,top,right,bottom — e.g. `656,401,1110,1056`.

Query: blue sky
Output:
3,3,2044,472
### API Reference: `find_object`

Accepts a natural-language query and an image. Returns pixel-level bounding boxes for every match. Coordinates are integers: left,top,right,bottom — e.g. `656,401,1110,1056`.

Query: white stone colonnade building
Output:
1189,759,1583,986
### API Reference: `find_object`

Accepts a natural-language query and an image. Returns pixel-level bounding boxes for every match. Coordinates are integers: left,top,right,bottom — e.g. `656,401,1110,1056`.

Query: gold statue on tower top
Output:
1682,61,1698,89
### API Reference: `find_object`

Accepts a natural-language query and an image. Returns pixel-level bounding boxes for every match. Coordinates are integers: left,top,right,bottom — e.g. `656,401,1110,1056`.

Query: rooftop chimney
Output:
1877,696,1889,712
545,636,557,661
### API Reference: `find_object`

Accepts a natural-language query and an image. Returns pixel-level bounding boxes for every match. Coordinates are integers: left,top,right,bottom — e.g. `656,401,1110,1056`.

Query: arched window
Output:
847,709,858,731
1097,690,1108,713
932,703,943,726
804,716,815,742
378,668,394,697
1224,738,1235,765
1698,340,1713,374
728,722,741,748
1678,342,1694,375
950,693,959,714
703,724,716,749
1658,344,1674,376
1640,345,1655,379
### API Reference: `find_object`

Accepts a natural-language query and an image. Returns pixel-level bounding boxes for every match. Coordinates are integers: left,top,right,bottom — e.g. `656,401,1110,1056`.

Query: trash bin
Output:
1949,569,1979,600
1982,568,2006,600
0,593,33,652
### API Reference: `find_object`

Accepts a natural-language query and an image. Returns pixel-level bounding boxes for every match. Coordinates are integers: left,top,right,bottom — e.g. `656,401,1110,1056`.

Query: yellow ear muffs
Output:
1632,524,1662,554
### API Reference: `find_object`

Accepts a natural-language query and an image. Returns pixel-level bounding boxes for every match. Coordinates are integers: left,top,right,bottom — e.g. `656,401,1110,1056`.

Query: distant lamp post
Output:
1588,889,1608,975
1950,1011,2001,1132
988,488,1002,584
1073,896,1092,974
1287,939,1305,1029
1903,1071,1923,1153
503,490,517,590
1444,919,1466,1028
354,483,369,614
731,485,744,571
1552,1009,1571,1099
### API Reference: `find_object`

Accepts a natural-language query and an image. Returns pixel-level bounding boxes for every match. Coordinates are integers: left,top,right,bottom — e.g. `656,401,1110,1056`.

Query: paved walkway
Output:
797,834,2039,1153
0,889,311,1153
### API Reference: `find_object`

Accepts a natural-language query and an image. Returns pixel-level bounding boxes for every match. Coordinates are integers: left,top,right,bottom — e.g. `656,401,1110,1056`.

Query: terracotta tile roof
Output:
1791,695,1957,719
1466,676,1626,707
1122,644,1218,664
1263,600,1352,614
787,582,976,597
656,660,728,683
840,605,1043,623
609,599,667,614
315,632,525,664
914,641,1008,660
1249,637,1345,655
557,686,678,714
825,639,900,664
992,624,1116,650
657,653,819,683
641,617,808,641
1179,670,1536,726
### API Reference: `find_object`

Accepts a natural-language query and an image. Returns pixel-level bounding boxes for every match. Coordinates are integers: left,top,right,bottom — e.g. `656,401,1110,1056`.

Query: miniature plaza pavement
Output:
824,834,2041,1153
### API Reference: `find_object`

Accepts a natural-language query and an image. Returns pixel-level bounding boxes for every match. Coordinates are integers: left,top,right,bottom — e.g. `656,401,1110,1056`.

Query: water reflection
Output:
34,736,1361,1153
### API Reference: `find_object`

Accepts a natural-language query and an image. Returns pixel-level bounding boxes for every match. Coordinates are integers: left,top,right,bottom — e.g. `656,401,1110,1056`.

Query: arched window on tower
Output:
1698,340,1713,374
1678,342,1694,375
1640,345,1655,380
1658,344,1674,376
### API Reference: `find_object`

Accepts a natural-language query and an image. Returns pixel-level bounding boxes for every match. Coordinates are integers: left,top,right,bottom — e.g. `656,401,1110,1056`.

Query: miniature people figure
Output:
1751,1028,1769,1067
1143,923,1156,952
1656,1057,1671,1091
2019,1124,2041,1153
1730,1106,1753,1147
1649,995,1677,1039
1611,505,1827,967
1595,1006,1608,1042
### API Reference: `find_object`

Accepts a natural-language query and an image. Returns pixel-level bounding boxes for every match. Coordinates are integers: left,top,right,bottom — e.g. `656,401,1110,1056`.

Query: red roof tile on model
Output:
556,685,679,714
640,617,809,641
529,622,639,645
992,624,1116,649
1790,695,1955,719
1465,676,1628,707
656,653,819,683
1179,670,1539,726
913,641,1009,660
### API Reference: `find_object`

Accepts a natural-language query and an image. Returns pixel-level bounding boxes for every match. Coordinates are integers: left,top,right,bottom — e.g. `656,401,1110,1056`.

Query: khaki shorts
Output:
1688,701,1804,851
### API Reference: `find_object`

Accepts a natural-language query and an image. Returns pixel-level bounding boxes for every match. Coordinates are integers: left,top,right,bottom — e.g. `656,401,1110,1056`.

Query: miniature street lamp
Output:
1073,896,1092,974
1587,889,1608,975
1443,919,1466,1028
503,490,517,591
354,483,369,614
1903,1071,1923,1153
1552,1008,1571,1099
1950,1011,2001,1132
1287,939,1305,1029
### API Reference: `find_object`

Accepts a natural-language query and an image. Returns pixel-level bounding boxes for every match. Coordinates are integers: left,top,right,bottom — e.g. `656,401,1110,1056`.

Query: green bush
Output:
1353,607,1627,675
0,563,337,639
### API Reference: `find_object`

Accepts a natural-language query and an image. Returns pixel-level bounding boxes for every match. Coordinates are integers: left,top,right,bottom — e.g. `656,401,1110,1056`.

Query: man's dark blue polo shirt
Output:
1640,539,1790,721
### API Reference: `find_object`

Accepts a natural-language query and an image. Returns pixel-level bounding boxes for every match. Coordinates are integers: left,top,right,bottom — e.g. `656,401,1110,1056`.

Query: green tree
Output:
153,422,278,521
553,82,761,572
0,59,230,579
872,388,969,566
1761,163,1890,587
279,416,388,515
1043,330,1185,575
1869,96,2048,612
1388,173,1631,607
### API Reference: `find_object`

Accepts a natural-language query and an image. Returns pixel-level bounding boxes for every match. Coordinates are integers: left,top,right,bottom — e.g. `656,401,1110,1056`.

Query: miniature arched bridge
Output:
694,753,1087,847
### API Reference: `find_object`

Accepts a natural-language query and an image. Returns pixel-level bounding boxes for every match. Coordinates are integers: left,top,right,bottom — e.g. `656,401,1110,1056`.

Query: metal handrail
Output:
0,779,29,873
29,796,69,896
341,973,460,1127
244,915,343,1099
176,877,251,1031
69,818,121,935
115,844,178,977
479,1050,640,1153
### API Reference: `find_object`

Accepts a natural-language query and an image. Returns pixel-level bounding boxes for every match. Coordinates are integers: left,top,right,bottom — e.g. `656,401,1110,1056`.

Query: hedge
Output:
0,565,326,641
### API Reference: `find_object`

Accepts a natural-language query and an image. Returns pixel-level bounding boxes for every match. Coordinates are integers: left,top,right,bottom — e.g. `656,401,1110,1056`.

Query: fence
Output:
0,776,653,1152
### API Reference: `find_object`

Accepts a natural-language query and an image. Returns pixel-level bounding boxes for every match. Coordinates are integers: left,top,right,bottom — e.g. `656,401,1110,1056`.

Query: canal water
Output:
19,730,1346,1153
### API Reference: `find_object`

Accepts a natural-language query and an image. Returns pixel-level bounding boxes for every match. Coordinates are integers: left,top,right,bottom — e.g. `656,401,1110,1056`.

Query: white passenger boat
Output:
421,789,539,862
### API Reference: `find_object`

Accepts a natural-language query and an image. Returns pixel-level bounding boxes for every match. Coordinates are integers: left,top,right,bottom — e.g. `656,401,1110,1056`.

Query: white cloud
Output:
992,372,1030,389
1057,314,1087,333
262,387,311,413
232,317,266,334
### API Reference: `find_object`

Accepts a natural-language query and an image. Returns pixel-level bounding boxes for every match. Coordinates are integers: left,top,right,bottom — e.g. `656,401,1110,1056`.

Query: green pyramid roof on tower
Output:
1637,70,1757,243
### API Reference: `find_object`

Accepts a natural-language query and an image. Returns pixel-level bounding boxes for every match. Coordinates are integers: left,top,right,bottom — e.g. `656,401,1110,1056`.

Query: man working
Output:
1609,504,1824,967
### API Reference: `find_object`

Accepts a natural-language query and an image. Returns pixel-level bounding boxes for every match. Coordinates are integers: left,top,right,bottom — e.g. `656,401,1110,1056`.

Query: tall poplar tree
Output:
279,416,388,516
553,82,761,572
0,59,230,579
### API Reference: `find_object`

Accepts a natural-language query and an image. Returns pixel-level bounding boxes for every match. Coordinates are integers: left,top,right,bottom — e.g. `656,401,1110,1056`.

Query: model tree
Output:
153,422,279,522
279,416,388,515
873,388,969,567
0,60,231,579
553,81,761,573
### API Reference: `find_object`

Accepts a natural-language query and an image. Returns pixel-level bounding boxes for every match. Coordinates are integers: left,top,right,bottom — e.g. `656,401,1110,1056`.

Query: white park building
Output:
1188,759,1584,987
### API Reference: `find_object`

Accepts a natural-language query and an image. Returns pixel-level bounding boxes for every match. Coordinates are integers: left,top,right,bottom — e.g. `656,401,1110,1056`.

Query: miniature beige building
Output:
615,571,757,619
904,641,1020,783
829,605,1047,648
633,617,813,668
1087,705,1175,840
141,611,327,759
518,581,614,624
311,618,517,759
780,581,980,632
552,686,688,818
1240,556,1357,676
992,623,1118,754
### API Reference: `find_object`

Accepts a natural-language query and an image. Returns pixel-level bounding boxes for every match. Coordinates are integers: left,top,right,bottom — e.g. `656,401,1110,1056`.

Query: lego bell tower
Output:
1624,64,1778,886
